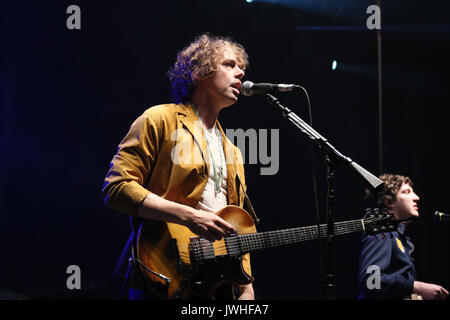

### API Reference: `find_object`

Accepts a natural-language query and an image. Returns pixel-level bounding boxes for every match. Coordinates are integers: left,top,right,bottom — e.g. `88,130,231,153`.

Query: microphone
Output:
240,81,301,96
434,211,450,221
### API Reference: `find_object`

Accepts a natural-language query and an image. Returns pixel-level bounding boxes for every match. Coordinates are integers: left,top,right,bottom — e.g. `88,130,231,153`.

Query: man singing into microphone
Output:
101,34,254,300
358,173,448,300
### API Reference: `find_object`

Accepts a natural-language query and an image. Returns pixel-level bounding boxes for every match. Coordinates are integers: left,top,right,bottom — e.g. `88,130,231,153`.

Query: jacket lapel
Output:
177,104,210,173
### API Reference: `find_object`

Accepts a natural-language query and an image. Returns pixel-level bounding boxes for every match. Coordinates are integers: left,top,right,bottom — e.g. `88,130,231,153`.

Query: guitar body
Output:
136,205,256,300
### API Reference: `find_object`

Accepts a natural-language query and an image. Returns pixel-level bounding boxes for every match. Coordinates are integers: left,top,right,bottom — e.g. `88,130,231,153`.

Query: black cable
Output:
296,86,323,293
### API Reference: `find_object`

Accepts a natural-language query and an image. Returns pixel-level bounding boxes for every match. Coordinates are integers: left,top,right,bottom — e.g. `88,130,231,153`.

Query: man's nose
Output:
235,67,244,80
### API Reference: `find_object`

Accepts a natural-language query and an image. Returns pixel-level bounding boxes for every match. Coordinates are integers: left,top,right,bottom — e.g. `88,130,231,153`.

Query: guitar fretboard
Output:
232,219,364,254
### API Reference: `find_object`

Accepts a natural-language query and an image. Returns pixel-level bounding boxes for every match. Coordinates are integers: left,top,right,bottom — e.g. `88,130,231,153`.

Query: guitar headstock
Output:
363,208,397,236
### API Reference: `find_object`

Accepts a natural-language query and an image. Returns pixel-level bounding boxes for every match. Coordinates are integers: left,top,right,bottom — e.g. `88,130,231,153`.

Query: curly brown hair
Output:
373,174,413,206
167,34,249,104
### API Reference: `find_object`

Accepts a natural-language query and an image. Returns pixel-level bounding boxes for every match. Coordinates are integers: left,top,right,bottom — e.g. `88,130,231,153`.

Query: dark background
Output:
1,0,449,300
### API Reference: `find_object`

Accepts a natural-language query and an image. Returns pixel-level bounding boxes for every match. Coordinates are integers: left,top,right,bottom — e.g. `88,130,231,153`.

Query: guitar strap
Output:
236,173,260,224
115,218,137,299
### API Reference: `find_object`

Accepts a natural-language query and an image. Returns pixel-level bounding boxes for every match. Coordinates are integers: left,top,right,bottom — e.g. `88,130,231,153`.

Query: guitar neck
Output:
234,219,364,254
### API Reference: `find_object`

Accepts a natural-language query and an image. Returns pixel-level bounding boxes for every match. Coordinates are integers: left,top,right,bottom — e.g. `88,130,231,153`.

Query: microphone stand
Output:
264,94,383,300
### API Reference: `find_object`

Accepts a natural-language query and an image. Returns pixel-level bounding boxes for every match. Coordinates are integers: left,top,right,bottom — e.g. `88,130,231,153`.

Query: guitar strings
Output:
176,225,361,262
175,223,362,254
174,218,366,251
172,218,381,258
175,219,369,254
175,221,362,263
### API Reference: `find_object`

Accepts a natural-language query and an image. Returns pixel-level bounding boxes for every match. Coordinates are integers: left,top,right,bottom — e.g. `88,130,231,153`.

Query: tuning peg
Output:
373,208,380,217
381,208,388,215
365,208,372,215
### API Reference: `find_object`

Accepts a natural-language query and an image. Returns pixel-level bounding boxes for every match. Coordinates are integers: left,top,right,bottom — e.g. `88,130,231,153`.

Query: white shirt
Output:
195,126,228,212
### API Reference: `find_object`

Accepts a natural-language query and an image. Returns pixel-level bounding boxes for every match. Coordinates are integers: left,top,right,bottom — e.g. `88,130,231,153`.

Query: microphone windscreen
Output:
434,211,448,221
240,81,254,96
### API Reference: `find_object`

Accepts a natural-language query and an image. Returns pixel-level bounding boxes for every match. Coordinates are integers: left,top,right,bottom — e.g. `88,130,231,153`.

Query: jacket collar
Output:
176,103,209,170
397,223,406,235
176,104,237,166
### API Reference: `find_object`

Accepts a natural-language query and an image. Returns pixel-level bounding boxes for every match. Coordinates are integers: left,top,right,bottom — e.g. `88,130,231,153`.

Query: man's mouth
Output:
231,82,241,95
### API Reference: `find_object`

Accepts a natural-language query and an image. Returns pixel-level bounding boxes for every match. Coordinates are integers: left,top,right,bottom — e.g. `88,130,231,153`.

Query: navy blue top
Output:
357,224,417,299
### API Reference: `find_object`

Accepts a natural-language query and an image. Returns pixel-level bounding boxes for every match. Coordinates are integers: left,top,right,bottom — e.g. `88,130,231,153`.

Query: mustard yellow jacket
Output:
102,103,252,279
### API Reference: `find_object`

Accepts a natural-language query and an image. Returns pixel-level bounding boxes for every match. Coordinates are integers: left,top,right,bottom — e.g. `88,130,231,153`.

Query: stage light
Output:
332,60,337,70
246,0,254,3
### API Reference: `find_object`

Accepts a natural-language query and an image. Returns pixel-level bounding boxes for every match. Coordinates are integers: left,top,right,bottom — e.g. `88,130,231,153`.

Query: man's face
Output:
197,46,245,109
390,183,420,220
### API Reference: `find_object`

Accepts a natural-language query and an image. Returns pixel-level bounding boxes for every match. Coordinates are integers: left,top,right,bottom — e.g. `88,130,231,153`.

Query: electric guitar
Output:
136,206,396,299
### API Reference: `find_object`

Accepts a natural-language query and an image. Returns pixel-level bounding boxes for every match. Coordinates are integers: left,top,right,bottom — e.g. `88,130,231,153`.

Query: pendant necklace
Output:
193,105,224,195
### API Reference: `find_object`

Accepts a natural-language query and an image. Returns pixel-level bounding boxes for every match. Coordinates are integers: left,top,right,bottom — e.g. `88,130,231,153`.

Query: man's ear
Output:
386,202,397,218
194,72,213,82
192,73,202,82
383,199,395,212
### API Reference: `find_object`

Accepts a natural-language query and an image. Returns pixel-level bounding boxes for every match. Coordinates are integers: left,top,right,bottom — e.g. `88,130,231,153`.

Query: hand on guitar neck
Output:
137,192,235,242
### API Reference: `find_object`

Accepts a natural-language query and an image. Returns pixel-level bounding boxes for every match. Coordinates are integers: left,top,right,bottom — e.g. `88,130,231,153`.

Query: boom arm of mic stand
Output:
264,94,383,191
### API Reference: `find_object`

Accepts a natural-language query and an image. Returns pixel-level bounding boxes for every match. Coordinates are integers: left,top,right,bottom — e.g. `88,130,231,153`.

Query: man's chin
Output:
407,211,420,221
224,96,238,107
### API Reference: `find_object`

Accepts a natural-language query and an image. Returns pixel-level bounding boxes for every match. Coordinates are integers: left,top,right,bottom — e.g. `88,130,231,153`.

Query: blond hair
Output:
167,34,248,104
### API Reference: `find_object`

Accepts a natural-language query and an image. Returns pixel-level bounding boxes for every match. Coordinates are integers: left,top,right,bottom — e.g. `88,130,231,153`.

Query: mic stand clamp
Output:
264,94,383,300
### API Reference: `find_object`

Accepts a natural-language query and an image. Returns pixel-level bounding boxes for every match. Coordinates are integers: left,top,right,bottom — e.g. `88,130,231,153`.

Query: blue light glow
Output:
332,60,337,70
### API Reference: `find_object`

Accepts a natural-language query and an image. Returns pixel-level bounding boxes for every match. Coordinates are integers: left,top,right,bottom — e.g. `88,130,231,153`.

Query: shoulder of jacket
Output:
137,104,186,126
142,103,178,118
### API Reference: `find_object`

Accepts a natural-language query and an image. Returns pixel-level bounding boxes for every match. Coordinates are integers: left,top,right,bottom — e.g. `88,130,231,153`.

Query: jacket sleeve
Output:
358,233,414,299
235,147,254,279
101,111,161,217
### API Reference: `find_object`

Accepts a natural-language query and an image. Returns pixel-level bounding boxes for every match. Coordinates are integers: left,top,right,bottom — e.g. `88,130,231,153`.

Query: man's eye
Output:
224,62,235,68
